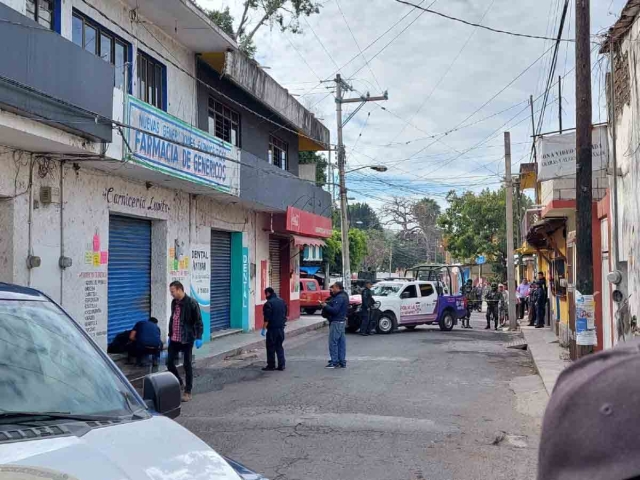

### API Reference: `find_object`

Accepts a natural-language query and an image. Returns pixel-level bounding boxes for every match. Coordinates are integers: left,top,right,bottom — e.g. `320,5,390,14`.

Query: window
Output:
72,11,130,90
269,135,288,171
137,51,165,111
208,98,240,146
420,284,435,298
306,282,317,292
401,285,418,299
27,0,54,29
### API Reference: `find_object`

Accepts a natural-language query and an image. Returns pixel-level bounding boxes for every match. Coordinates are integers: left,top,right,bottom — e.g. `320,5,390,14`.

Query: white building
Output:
0,0,332,351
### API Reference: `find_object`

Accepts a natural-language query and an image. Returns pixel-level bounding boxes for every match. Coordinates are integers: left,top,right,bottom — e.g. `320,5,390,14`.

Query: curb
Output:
127,319,328,388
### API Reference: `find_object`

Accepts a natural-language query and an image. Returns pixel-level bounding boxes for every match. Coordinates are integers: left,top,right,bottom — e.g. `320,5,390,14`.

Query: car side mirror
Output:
143,372,181,419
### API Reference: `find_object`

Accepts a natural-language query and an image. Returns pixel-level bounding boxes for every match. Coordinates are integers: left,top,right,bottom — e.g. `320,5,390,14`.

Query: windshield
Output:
372,284,402,297
0,300,141,418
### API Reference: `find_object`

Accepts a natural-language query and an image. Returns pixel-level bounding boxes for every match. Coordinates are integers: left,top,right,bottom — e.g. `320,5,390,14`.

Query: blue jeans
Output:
329,321,346,366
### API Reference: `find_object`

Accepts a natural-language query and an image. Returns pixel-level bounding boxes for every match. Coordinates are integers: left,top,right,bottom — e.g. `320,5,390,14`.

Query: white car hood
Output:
0,416,241,480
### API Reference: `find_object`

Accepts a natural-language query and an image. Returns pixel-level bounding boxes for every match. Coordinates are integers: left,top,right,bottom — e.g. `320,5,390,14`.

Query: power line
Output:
334,0,383,92
302,16,341,71
394,0,575,42
389,0,497,144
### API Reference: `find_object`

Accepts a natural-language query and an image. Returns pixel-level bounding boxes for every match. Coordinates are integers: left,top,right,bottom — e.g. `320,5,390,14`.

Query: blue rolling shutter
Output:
107,215,152,343
210,230,231,331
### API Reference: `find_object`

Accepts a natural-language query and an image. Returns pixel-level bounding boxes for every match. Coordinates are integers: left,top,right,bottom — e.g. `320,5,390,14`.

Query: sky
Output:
196,0,627,209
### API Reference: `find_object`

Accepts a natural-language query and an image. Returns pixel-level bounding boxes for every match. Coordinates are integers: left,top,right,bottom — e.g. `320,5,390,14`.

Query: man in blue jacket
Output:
322,282,349,369
262,287,288,371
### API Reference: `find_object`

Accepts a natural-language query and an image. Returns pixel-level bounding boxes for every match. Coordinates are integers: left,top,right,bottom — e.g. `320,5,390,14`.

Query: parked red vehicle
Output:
300,279,331,315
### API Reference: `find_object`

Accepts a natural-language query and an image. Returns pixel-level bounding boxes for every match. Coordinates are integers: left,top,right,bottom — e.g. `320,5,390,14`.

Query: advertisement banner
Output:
576,290,598,346
190,245,211,342
286,206,332,238
537,125,608,181
242,247,250,331
125,95,240,196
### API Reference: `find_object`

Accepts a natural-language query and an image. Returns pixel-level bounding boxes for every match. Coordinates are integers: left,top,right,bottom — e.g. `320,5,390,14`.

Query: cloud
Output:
197,0,625,210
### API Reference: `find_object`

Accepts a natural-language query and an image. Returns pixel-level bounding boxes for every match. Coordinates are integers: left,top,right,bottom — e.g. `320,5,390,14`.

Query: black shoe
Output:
485,326,490,330
325,363,337,369
360,333,369,336
262,366,276,371
495,327,498,331
277,366,286,371
528,323,535,327
535,325,545,329
339,364,347,369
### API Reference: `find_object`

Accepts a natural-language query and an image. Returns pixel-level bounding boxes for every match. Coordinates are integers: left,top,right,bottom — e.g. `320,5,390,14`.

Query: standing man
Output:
462,279,474,329
360,280,375,336
262,287,287,371
322,282,349,369
517,278,530,319
528,282,539,327
536,272,548,329
167,281,203,403
485,283,500,330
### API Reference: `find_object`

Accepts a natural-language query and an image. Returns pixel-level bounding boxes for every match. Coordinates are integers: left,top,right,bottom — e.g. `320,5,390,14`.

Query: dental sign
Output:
125,95,240,196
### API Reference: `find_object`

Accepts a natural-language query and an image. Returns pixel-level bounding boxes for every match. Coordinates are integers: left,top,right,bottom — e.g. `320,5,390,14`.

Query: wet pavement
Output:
178,313,547,480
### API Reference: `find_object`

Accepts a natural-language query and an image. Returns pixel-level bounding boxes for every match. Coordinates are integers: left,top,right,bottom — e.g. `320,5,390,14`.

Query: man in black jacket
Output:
262,287,287,371
167,281,203,403
360,280,375,336
322,282,349,369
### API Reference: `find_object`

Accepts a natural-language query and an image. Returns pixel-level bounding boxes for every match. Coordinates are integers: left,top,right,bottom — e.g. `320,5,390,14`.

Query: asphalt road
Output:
178,313,547,480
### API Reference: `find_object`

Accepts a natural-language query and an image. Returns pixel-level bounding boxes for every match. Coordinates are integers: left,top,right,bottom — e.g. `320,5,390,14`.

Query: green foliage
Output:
299,151,327,186
438,187,532,280
349,203,382,231
206,7,257,57
325,229,369,273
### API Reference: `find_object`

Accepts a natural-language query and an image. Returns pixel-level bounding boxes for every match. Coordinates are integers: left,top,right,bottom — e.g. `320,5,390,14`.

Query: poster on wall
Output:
190,245,211,341
576,290,598,346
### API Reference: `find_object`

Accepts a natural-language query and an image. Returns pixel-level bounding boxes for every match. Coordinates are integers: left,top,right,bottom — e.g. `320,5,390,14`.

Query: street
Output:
179,314,547,480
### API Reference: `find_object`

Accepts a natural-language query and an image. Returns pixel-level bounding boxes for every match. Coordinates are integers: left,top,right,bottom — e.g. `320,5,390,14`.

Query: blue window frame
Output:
71,9,131,92
137,50,167,111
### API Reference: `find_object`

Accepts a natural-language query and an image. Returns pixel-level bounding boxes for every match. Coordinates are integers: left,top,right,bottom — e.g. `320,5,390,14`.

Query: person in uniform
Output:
485,283,501,330
462,279,474,329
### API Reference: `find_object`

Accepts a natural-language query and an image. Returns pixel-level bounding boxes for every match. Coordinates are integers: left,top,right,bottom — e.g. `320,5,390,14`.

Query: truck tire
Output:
439,310,455,331
304,308,318,315
377,312,396,335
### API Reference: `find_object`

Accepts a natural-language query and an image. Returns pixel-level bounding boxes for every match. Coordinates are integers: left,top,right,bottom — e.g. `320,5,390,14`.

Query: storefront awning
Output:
526,218,566,250
292,235,326,248
300,266,321,275
516,241,537,255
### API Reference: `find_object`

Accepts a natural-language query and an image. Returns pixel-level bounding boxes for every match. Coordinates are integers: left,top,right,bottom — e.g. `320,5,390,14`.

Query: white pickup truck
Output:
371,279,466,333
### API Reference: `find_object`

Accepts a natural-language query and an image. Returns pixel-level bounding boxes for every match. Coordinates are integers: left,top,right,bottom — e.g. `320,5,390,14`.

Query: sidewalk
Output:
521,325,571,396
118,315,327,387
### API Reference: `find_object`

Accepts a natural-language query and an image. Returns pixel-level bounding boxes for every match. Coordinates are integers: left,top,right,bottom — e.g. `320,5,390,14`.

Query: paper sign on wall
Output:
576,290,598,346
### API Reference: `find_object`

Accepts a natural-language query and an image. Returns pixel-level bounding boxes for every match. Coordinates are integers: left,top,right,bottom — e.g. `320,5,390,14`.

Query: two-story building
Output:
0,0,332,351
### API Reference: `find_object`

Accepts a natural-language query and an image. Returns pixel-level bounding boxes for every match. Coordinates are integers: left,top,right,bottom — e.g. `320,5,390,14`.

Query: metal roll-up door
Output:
269,238,281,296
210,230,232,331
107,215,152,343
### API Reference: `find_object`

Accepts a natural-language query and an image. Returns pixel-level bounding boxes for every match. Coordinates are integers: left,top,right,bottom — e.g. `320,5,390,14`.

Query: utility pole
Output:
505,132,518,331
529,95,540,206
334,73,388,294
575,0,594,356
559,76,563,134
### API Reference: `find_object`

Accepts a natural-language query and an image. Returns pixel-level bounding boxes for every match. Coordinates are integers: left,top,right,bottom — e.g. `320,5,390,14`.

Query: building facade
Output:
0,0,331,351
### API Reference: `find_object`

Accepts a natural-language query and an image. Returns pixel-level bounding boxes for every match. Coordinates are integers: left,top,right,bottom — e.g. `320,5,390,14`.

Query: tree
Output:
206,7,256,57
349,203,382,231
325,229,368,273
381,196,442,263
299,151,327,187
438,187,531,280
207,1,321,56
361,229,392,271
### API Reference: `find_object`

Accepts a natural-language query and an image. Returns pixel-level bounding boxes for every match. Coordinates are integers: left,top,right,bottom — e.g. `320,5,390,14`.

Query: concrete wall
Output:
0,153,260,350
540,171,608,206
611,17,640,333
196,59,300,176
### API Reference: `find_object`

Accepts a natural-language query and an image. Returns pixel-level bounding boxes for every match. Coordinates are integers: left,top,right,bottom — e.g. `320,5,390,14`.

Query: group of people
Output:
461,272,549,330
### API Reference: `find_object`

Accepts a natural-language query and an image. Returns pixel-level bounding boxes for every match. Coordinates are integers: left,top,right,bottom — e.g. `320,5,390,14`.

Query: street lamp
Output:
344,165,389,174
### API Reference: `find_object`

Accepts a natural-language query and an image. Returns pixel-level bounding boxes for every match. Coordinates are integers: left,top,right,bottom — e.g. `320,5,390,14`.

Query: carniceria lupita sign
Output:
536,125,609,181
124,95,240,196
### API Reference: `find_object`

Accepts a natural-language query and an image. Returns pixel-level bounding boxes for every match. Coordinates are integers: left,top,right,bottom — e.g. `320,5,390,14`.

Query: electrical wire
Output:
394,0,576,42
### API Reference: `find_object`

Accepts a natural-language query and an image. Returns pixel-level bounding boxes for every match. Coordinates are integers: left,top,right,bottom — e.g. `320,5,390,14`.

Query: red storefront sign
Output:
286,207,332,238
